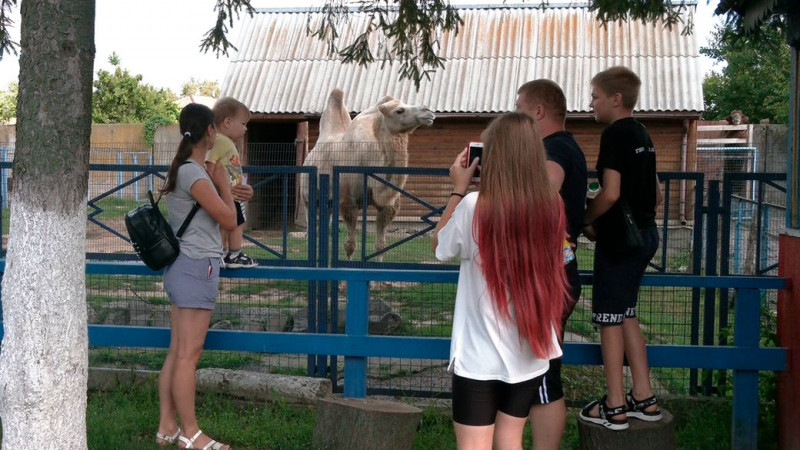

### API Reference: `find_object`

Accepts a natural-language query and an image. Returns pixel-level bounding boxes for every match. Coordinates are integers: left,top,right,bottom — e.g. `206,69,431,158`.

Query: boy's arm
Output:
655,174,663,206
584,168,620,225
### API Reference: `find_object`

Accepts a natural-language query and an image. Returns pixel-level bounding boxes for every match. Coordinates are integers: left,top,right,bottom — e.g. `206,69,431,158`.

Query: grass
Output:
83,383,777,449
89,349,264,371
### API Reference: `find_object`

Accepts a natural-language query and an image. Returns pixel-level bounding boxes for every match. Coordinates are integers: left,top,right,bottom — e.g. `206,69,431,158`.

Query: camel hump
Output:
319,88,351,141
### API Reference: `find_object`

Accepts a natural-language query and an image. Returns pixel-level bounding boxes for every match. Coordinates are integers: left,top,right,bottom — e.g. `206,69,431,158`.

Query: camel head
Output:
377,99,436,134
726,110,748,125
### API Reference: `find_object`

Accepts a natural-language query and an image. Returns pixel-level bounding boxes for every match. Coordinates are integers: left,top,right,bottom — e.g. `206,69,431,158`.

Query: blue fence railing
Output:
0,261,783,448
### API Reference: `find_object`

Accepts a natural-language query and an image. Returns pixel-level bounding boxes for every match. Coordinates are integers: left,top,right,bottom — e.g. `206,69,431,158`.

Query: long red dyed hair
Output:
473,112,569,358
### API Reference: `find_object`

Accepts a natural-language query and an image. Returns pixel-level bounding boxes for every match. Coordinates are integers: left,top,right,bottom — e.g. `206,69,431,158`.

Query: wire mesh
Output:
0,136,784,403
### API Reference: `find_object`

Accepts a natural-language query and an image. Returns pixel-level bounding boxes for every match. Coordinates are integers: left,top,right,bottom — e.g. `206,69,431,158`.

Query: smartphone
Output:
468,142,483,182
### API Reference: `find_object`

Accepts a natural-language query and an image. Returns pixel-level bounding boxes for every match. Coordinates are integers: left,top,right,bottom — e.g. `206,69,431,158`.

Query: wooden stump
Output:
578,409,675,450
313,397,422,450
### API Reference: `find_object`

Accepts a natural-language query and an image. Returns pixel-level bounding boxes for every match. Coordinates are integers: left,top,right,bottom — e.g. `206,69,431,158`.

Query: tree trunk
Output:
0,1,95,449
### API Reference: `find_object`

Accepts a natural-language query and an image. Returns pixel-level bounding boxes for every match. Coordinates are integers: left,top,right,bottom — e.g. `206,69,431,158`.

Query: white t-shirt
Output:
435,192,561,383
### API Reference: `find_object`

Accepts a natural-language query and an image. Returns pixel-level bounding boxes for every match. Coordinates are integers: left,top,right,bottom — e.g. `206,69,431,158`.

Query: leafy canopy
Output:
181,78,220,98
0,81,16,124
92,53,180,124
701,20,790,122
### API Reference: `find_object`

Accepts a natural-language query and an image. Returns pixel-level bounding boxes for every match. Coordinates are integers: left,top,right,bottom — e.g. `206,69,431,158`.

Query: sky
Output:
0,0,724,94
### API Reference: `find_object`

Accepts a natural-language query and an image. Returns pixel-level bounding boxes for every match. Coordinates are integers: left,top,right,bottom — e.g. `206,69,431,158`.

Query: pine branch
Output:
199,0,255,58
0,0,18,60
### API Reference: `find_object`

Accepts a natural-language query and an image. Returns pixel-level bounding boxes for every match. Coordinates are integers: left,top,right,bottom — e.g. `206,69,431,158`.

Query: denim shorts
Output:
163,252,220,310
591,226,659,325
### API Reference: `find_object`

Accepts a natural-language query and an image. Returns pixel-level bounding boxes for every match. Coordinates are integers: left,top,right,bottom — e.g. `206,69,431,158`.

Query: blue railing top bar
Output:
53,261,786,289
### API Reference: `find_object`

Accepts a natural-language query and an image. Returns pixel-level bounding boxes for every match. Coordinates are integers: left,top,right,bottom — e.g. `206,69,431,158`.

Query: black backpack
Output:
125,190,200,271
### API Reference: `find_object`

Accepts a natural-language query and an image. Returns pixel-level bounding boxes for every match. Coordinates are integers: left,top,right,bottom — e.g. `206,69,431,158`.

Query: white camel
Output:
297,88,435,260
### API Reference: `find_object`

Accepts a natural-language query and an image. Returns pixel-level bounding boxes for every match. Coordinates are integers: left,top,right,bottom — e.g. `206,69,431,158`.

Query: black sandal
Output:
579,395,629,430
626,390,663,421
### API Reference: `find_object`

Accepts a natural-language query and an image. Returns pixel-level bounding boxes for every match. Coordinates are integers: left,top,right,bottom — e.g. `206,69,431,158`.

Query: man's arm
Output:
546,160,565,192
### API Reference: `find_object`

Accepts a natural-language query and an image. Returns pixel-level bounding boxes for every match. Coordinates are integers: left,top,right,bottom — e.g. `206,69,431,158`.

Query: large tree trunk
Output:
0,1,95,448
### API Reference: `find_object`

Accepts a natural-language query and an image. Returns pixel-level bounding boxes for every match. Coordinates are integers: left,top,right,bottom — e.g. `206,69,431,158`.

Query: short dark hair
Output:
517,79,567,120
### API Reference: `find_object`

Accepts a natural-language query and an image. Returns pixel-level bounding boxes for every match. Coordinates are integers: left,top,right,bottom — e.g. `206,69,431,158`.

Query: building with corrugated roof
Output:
221,3,704,226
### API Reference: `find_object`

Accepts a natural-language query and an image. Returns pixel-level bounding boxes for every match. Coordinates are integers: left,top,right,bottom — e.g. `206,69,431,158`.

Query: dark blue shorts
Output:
591,226,659,325
452,372,547,426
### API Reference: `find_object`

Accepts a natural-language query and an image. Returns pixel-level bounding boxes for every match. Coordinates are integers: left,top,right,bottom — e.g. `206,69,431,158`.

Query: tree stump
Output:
578,409,675,450
313,397,422,450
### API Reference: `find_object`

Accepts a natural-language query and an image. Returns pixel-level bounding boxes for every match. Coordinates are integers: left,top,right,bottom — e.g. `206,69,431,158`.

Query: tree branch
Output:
310,0,462,89
199,0,255,58
0,0,18,60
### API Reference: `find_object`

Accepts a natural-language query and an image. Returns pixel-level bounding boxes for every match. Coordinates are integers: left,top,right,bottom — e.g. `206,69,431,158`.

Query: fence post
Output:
702,180,721,394
316,174,331,377
690,174,705,393
778,232,800,449
731,287,761,448
343,279,369,398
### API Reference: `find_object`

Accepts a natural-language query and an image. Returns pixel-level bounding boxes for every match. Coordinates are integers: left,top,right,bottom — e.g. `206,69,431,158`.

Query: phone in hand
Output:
468,142,483,182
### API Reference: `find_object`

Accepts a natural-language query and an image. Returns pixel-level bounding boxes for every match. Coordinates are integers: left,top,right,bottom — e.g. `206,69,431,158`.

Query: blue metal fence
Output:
0,163,789,447
0,262,783,448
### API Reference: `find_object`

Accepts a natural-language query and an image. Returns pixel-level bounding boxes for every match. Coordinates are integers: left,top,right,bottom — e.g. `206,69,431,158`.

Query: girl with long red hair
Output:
433,112,570,450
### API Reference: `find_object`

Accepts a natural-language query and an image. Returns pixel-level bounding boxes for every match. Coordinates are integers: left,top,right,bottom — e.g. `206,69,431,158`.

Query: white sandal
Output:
178,429,228,450
155,427,181,445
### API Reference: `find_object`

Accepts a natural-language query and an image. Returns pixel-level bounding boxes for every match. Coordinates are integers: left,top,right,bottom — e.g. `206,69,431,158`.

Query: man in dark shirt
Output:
516,79,588,448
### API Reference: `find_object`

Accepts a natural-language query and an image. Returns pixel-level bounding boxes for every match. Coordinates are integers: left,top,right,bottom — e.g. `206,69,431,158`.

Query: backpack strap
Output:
149,189,201,239
176,203,201,238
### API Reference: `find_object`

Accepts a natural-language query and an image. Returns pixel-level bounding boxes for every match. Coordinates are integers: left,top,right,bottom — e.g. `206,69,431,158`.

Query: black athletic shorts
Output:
592,226,659,325
235,201,246,226
535,357,565,405
451,372,547,426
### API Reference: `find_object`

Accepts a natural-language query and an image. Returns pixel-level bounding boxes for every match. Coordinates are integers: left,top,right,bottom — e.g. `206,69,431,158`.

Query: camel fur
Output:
297,88,435,260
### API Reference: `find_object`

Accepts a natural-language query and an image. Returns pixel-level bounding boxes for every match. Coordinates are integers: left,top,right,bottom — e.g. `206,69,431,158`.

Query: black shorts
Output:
535,357,564,405
563,258,581,328
592,226,659,325
235,201,246,226
452,372,547,426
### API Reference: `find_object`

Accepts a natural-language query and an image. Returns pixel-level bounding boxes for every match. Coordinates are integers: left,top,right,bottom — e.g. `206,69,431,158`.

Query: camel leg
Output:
340,198,358,260
374,202,397,262
295,195,309,229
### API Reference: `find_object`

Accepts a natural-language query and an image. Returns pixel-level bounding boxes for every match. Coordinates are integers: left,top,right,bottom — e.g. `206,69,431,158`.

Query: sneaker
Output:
626,390,663,421
579,396,629,430
223,252,258,269
219,257,227,269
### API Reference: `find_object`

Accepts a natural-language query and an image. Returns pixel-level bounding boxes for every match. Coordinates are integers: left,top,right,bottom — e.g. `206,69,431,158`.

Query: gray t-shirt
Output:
166,161,223,259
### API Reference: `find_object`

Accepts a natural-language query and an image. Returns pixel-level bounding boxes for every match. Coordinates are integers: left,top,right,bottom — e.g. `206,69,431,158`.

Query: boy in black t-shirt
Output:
579,67,664,430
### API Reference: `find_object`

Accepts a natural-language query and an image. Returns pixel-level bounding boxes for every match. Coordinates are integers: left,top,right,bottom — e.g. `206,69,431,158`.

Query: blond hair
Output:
212,97,250,126
590,66,641,109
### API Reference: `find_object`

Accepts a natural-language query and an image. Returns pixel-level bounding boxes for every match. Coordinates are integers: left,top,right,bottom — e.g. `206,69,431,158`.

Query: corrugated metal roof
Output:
222,3,704,115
